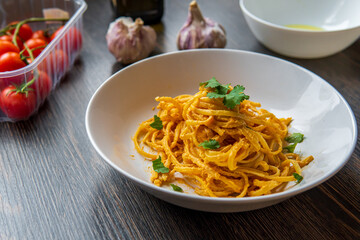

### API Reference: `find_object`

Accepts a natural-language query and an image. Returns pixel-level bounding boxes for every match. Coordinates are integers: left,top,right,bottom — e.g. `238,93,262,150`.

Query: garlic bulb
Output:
177,1,226,50
106,17,157,64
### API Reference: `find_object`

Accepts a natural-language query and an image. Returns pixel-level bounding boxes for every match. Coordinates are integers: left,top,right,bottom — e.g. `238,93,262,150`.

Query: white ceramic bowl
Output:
85,49,357,212
240,0,360,58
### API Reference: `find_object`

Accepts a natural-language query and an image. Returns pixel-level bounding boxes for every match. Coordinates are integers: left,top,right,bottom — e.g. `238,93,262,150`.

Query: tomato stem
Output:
21,77,36,93
22,43,34,61
19,72,37,93
19,43,37,92
0,23,18,36
20,45,47,56
11,17,69,48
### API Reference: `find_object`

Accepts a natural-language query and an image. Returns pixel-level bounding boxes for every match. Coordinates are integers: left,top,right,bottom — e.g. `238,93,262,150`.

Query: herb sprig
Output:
170,184,183,192
200,77,249,109
293,173,303,183
199,139,220,149
150,115,163,130
283,133,304,153
152,156,169,173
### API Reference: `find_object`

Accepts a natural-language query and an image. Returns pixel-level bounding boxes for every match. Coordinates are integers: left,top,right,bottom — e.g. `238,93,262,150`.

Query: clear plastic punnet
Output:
0,0,87,122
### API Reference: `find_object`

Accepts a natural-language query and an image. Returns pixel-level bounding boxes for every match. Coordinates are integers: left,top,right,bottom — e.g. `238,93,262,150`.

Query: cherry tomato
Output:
0,40,20,56
31,30,50,43
39,49,69,76
23,38,47,58
0,85,37,120
9,22,33,42
51,26,82,54
0,35,23,50
32,70,52,100
0,52,26,72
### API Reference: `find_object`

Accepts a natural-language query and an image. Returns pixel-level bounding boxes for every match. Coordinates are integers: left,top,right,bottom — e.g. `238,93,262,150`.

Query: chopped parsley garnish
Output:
200,77,225,89
170,184,183,192
200,77,249,109
283,133,305,153
152,156,169,173
199,139,220,149
283,144,297,153
285,133,304,143
150,115,163,130
293,173,303,183
201,77,230,96
223,85,250,109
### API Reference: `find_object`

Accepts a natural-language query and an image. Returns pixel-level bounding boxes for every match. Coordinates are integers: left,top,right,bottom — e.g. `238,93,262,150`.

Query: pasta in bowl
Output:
85,49,356,212
133,78,314,198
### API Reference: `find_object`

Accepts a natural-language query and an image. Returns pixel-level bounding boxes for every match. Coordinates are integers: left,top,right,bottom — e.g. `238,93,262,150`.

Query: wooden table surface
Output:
1,0,359,239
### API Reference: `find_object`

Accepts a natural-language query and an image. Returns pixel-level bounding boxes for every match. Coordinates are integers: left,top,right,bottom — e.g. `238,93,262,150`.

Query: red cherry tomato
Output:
0,85,37,120
0,51,31,90
31,30,50,43
0,52,26,72
9,22,33,42
0,40,20,56
51,26,82,54
50,26,63,41
0,35,23,50
23,38,47,58
39,49,69,76
32,70,52,100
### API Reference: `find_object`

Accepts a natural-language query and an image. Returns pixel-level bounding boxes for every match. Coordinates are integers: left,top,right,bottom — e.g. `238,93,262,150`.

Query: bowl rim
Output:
239,0,360,33
85,49,358,204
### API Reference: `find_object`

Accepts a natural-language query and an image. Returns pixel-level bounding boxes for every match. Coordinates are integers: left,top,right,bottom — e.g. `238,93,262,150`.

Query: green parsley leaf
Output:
207,91,226,99
201,78,249,109
150,115,163,130
285,133,304,143
199,139,220,149
216,84,230,96
293,173,303,183
152,156,169,173
200,77,221,88
283,143,297,153
223,85,250,109
283,133,304,153
201,77,229,97
170,184,183,192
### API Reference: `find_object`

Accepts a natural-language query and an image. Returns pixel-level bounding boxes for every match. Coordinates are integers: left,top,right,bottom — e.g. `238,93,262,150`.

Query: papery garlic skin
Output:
106,17,157,64
177,1,226,50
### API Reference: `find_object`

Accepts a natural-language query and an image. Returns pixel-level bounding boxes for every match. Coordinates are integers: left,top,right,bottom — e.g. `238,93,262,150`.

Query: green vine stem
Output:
20,45,47,56
20,42,36,92
11,17,69,48
0,23,18,35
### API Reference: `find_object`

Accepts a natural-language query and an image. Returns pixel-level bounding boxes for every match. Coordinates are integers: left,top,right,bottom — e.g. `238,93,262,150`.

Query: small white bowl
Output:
240,0,360,58
85,49,357,212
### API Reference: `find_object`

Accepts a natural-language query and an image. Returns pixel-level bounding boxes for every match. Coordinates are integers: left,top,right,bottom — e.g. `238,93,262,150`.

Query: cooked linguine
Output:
133,79,313,197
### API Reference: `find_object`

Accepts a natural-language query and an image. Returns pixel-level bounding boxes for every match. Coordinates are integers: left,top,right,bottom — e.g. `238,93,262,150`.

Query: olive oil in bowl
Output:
285,24,323,31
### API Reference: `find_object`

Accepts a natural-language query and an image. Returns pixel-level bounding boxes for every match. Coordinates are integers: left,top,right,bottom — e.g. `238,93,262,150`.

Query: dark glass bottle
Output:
110,0,164,24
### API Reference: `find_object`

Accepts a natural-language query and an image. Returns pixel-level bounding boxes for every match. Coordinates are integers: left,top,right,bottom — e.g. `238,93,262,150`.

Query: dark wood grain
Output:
0,0,359,239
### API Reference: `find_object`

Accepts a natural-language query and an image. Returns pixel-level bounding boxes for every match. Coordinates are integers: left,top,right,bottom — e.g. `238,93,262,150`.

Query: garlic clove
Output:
177,1,226,50
106,17,157,64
